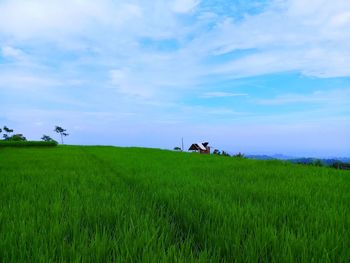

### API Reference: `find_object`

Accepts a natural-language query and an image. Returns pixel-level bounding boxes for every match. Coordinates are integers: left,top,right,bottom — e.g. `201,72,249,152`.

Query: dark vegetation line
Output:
0,140,57,147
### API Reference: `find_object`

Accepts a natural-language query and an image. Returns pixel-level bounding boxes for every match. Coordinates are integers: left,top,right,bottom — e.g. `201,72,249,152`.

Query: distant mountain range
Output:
246,154,350,165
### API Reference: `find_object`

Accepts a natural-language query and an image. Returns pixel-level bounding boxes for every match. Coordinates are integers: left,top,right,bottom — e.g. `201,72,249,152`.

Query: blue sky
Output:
0,0,350,157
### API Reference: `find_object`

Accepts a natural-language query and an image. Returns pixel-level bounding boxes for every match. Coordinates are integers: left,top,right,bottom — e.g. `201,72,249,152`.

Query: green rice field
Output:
1,146,349,262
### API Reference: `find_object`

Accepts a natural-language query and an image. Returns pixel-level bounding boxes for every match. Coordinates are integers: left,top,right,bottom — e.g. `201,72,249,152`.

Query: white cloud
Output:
0,0,350,156
0,0,143,42
172,0,200,13
256,89,350,106
2,0,350,84
179,105,245,116
0,71,61,89
330,11,350,27
187,0,350,78
109,68,153,98
1,46,26,60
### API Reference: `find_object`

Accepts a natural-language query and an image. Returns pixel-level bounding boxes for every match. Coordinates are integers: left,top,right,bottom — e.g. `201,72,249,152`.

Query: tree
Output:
221,151,230,157
213,149,221,155
8,134,27,141
174,147,182,151
3,126,14,140
3,126,13,133
54,126,69,144
41,135,55,142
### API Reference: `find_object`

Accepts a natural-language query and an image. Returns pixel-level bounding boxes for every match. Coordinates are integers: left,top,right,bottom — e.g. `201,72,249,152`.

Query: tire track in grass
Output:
83,148,254,262
84,149,228,261
81,148,211,261
80,148,207,262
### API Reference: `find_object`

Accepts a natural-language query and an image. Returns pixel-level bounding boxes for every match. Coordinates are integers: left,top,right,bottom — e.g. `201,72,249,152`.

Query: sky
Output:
0,0,349,157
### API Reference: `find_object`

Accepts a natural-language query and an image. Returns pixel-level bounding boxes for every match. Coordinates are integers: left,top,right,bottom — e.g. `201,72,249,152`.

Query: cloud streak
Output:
201,92,248,98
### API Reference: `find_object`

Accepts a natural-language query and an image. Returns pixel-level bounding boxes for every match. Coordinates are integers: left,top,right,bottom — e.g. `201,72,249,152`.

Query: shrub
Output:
331,162,350,170
313,159,323,167
0,141,58,147
221,151,230,157
41,135,56,142
6,134,27,141
233,152,245,158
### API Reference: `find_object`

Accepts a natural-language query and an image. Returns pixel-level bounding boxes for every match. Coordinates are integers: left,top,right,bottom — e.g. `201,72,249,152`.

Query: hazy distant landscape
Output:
246,154,350,166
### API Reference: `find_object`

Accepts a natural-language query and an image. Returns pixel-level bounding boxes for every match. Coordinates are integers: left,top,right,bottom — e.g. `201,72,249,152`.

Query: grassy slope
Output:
0,146,349,262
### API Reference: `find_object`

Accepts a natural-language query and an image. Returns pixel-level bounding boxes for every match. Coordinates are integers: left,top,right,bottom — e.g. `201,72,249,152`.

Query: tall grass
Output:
0,146,349,262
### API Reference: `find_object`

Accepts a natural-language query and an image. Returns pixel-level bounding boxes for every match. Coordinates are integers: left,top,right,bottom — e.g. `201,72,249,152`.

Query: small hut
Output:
188,142,210,154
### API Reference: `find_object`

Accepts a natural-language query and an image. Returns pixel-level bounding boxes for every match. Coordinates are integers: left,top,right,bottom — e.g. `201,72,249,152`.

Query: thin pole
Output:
181,137,184,151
